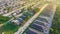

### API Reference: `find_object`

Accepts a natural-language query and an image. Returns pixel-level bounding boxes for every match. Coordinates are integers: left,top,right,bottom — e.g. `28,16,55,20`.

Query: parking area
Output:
24,4,56,34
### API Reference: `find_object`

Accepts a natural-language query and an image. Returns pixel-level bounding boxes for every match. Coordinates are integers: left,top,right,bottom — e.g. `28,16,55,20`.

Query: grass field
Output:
50,4,60,34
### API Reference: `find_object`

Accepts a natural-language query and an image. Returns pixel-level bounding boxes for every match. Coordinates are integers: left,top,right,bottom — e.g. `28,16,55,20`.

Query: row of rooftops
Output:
0,0,27,15
11,9,36,25
0,0,56,34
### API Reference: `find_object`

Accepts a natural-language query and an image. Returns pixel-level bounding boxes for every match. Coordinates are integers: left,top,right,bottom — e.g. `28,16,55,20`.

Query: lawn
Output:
0,22,19,34
0,8,40,34
0,15,10,24
50,4,60,34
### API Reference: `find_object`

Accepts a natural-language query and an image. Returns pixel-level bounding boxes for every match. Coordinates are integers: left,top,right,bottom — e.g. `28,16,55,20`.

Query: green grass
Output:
50,4,60,34
0,8,40,34
0,15,10,24
0,22,19,34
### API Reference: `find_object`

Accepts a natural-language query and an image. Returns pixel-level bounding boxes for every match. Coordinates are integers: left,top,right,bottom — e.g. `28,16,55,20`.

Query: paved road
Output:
3,2,35,16
0,4,33,27
23,4,56,34
15,1,43,18
14,4,48,34
0,1,40,27
0,1,39,27
38,4,56,34
44,4,56,34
